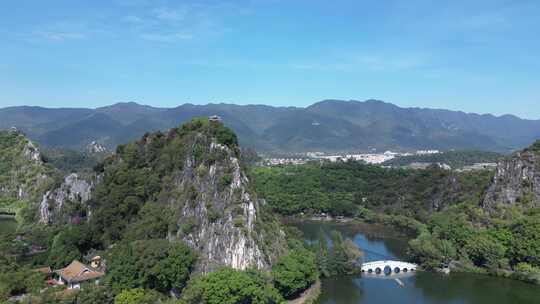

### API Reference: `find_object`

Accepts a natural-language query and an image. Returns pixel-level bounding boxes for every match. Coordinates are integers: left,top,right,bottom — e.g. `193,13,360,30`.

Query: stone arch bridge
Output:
361,260,418,275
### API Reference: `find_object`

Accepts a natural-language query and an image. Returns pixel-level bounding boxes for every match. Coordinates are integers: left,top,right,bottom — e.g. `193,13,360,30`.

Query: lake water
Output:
0,217,17,236
290,221,540,304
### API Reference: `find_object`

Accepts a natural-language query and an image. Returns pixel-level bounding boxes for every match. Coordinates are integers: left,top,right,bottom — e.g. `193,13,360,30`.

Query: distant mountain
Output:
1,100,539,153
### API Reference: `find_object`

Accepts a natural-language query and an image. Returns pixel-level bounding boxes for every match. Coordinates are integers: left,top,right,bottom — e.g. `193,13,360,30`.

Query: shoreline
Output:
286,279,321,304
286,216,540,286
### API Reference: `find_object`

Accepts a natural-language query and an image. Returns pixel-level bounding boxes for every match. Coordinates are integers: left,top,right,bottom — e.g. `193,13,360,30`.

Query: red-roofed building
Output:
54,260,105,289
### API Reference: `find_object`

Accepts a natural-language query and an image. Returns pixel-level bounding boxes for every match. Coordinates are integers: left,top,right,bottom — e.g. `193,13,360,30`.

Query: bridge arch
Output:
361,260,418,276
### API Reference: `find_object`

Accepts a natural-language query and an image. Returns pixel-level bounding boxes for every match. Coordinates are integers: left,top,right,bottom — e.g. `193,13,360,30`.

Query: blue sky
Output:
1,0,539,118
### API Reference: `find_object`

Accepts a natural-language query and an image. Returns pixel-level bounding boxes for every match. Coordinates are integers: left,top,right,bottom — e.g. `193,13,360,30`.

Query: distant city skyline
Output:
1,0,539,119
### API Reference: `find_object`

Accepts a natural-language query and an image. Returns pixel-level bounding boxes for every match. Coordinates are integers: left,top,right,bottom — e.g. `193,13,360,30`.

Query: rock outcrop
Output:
0,129,57,215
39,173,94,224
89,119,286,273
86,140,107,153
482,140,540,210
172,140,283,271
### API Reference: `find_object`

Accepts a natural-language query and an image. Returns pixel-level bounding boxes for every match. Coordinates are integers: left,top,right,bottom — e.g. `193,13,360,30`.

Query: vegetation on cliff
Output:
252,146,540,284
86,118,285,272
0,119,316,303
0,129,59,218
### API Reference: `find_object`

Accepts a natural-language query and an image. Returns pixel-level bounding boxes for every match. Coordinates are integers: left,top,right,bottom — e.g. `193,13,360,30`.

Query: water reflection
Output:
414,272,540,304
0,218,17,236
316,276,364,304
291,220,540,304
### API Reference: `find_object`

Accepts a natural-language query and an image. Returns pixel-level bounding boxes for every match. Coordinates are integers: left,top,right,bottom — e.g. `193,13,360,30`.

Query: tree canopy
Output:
182,268,283,304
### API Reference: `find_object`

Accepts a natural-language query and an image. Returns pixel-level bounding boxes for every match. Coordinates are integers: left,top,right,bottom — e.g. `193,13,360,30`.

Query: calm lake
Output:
290,221,540,304
0,217,17,236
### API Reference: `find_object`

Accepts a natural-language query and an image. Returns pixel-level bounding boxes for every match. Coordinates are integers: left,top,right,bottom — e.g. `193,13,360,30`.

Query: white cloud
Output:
152,7,187,22
35,31,86,42
140,32,192,43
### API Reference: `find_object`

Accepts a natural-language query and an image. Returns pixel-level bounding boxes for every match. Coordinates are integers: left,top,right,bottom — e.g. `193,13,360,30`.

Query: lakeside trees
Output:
312,230,363,277
252,161,492,220
406,203,540,282
254,160,540,284
182,268,283,304
271,248,318,299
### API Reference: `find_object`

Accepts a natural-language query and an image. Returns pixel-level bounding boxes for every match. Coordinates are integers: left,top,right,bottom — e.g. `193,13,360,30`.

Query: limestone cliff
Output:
39,173,94,224
88,118,286,272
0,128,58,216
86,140,107,153
482,140,540,210
170,138,286,272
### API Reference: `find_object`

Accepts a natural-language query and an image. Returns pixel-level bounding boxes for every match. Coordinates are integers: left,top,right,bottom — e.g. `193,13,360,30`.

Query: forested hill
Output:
252,140,540,283
383,150,503,169
2,100,540,153
252,161,492,220
0,119,321,303
86,118,286,272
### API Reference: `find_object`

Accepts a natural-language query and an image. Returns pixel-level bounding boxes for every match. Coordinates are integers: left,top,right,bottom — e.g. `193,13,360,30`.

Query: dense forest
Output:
383,150,503,169
1,120,364,303
253,161,492,220
253,159,540,284
2,123,540,303
41,148,105,174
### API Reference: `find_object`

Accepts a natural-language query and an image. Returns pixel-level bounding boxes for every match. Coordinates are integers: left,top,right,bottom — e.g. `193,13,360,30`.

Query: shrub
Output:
512,263,540,284
182,268,283,304
271,249,318,299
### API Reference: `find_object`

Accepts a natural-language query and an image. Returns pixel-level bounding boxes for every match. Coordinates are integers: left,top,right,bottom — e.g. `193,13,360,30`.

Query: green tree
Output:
107,239,196,294
325,231,363,276
315,230,330,277
464,232,506,268
0,265,44,300
182,268,283,304
408,232,447,269
76,284,114,304
509,215,540,266
430,212,474,250
114,288,162,304
512,263,540,285
271,248,318,299
124,203,172,241
47,226,92,268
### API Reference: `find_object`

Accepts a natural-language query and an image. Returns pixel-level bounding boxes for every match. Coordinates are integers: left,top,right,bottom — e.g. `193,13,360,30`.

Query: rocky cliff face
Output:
170,139,284,272
89,119,286,272
0,129,57,216
39,173,94,224
482,140,540,210
86,140,107,153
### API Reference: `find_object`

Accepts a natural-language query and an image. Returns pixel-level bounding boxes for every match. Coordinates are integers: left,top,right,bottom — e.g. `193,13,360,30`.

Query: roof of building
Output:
34,266,52,274
55,260,105,283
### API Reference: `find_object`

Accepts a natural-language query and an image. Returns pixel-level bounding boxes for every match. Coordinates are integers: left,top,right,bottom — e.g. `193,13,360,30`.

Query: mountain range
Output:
1,99,540,153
